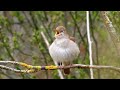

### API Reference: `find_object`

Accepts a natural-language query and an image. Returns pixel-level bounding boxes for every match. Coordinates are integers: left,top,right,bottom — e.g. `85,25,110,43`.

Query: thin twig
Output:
0,61,120,74
40,32,50,49
69,11,85,43
86,11,94,79
40,31,64,79
100,11,120,56
89,11,100,78
29,12,49,78
0,27,15,61
38,12,53,42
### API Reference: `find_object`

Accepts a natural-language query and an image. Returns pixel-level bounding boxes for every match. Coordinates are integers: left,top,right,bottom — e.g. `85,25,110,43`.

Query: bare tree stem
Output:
0,61,120,74
100,11,120,56
86,11,94,79
40,31,64,79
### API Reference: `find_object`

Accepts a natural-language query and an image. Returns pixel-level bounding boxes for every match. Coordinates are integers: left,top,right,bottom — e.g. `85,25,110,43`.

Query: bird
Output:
49,26,80,74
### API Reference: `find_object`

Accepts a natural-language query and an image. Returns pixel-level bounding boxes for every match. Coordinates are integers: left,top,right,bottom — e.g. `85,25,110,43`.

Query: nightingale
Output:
49,26,80,74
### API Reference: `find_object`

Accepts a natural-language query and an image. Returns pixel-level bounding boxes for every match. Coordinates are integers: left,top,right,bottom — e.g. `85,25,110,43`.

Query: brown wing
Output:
69,36,75,42
63,68,70,74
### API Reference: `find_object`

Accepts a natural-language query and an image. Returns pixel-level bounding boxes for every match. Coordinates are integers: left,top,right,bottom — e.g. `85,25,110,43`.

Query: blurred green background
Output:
0,11,120,79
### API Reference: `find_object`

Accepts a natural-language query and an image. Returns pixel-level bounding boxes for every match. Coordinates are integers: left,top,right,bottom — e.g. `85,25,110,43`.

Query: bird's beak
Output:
54,31,60,38
53,29,59,35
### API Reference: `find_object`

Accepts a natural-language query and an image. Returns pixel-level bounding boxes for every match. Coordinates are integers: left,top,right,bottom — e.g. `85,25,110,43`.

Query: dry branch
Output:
86,11,94,79
100,11,120,55
40,31,64,79
0,61,120,74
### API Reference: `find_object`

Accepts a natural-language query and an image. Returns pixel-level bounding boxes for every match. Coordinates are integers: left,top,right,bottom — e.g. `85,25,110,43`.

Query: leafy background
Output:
0,11,120,79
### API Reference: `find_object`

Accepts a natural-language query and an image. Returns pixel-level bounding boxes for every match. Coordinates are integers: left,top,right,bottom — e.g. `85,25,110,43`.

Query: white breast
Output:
49,38,80,63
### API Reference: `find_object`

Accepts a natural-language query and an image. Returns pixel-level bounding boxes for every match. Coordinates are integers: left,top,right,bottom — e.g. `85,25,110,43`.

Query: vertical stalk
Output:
86,11,94,79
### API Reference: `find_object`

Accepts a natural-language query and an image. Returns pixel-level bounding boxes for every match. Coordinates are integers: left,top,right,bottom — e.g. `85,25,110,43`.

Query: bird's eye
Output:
60,30,64,33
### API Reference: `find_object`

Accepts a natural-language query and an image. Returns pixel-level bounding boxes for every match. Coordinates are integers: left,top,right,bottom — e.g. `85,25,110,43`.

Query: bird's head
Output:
54,26,68,39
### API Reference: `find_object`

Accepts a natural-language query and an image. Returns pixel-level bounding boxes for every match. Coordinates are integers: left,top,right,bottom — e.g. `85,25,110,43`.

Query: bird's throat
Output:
54,38,70,48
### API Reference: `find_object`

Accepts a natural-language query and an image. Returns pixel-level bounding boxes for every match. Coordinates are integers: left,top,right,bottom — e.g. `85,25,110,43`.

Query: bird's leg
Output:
57,62,60,66
60,62,62,66
57,62,62,66
57,62,63,72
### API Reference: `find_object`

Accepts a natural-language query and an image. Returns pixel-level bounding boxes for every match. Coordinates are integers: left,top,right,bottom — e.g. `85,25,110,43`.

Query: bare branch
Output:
100,11,120,55
40,32,50,49
40,31,64,79
0,61,120,74
86,11,94,79
69,11,85,43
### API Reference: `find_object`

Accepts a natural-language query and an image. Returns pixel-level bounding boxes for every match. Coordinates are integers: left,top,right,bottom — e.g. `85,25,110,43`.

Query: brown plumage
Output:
69,36,75,42
63,68,70,74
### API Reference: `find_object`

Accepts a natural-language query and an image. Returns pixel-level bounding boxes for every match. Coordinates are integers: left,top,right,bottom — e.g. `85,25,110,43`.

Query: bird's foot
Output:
58,62,62,66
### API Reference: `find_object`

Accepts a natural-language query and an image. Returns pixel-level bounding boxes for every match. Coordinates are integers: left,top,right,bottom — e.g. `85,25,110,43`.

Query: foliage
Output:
0,11,120,79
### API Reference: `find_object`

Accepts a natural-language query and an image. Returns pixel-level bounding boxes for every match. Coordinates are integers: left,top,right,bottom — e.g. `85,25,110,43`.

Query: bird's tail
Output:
63,61,71,74
63,68,70,74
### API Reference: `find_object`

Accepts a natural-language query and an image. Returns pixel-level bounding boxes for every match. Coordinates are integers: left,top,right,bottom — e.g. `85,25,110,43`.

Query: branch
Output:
86,11,94,79
0,61,120,74
40,31,64,79
0,26,15,61
69,11,85,43
100,11,120,55
40,32,50,49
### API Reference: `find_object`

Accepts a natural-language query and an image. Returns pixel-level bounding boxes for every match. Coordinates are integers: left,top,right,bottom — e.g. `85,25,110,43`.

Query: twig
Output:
40,31,64,79
89,12,100,78
0,26,15,61
29,12,49,78
86,11,94,79
38,12,53,42
0,61,120,74
100,11,120,55
69,11,85,43
40,32,50,49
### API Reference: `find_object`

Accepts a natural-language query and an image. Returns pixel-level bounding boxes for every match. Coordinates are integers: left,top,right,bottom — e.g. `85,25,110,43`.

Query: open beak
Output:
53,29,59,35
54,30,60,38
55,31,60,35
